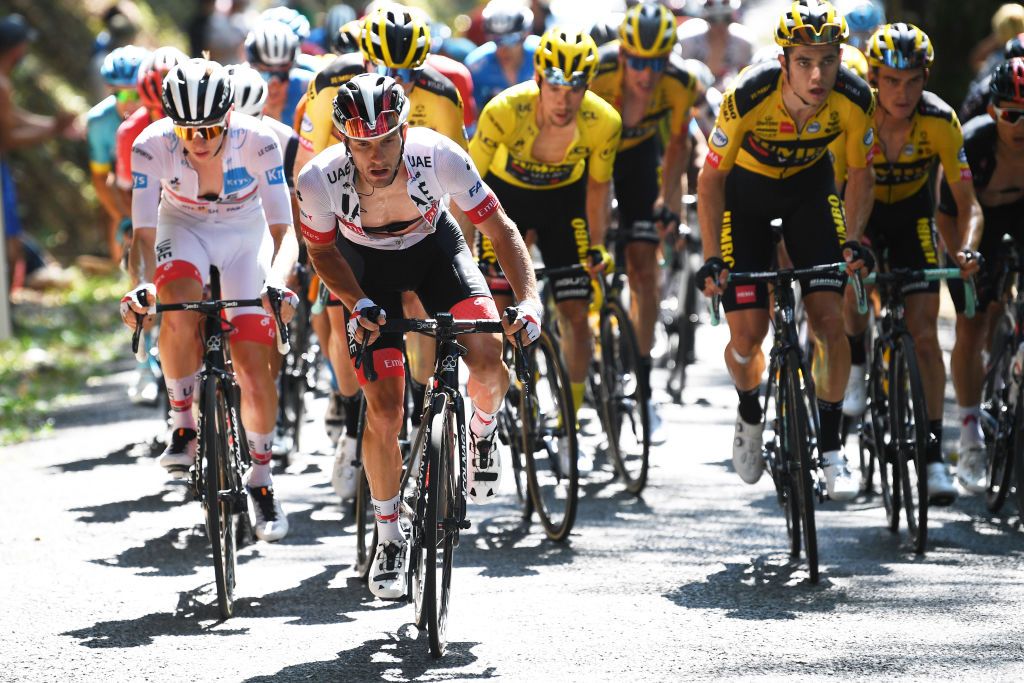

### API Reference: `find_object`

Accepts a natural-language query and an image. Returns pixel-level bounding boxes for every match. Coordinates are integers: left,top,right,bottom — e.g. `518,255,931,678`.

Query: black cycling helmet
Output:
162,58,234,126
590,16,621,47
990,56,1024,105
1005,32,1024,59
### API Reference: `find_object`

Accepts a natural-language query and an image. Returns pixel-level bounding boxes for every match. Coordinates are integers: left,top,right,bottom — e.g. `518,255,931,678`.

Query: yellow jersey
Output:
469,80,622,190
589,42,699,150
706,60,876,180
830,90,971,204
297,53,468,154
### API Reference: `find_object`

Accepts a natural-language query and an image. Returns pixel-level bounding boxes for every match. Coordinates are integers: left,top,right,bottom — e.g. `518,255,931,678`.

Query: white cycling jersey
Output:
296,126,499,251
130,112,292,228
261,115,300,189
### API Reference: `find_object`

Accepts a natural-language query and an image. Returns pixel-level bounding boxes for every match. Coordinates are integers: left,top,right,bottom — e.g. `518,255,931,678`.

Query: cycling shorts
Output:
338,212,496,383
720,157,847,313
612,135,661,245
863,184,940,295
479,173,591,303
948,197,1024,314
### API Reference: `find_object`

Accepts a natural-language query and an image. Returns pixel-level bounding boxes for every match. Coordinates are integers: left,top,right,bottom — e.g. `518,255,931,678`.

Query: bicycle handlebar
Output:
863,267,977,319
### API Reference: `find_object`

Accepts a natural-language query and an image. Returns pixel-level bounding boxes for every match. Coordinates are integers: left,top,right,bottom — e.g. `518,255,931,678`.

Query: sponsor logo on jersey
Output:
132,147,153,161
735,285,756,304
863,128,874,146
406,155,432,168
779,121,795,133
958,147,968,163
807,121,821,134
468,180,483,197
224,167,255,193
504,158,575,186
300,116,313,133
705,150,722,168
265,166,285,185
258,143,277,157
903,144,915,157
711,127,729,147
132,172,148,189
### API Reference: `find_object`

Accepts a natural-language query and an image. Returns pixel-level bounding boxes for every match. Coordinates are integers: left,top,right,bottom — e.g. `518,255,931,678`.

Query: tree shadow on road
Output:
91,525,261,577
243,624,493,682
48,438,161,474
70,489,182,524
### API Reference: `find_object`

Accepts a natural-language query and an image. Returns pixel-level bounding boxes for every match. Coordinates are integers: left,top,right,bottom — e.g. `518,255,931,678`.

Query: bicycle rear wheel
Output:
599,299,651,495
274,299,312,465
202,376,239,619
1012,397,1024,518
783,351,819,584
523,329,578,542
985,322,1015,512
870,339,901,533
986,387,1016,513
890,337,929,554
423,397,455,658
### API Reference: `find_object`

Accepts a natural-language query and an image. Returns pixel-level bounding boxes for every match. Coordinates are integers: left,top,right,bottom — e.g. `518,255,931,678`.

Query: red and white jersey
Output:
296,126,500,251
130,112,293,228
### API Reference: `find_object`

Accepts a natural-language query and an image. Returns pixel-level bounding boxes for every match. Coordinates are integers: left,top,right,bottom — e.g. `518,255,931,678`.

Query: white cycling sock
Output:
166,372,199,430
246,430,274,487
373,494,403,543
959,406,983,446
470,407,497,440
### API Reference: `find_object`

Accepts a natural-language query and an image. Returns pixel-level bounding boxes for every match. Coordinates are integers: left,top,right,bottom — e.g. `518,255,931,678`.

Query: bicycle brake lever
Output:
353,306,380,382
266,287,292,356
131,289,149,362
852,269,868,316
709,293,721,327
965,276,977,319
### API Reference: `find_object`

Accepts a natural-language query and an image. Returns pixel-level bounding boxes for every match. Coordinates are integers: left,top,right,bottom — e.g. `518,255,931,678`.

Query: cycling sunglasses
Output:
491,31,526,47
993,104,1024,125
340,110,402,140
372,63,420,83
257,68,290,83
173,123,227,141
116,88,140,103
625,55,668,72
542,66,588,90
788,24,845,45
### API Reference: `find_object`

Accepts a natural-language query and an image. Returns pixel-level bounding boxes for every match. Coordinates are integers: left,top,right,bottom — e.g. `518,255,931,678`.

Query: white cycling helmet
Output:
246,20,300,68
162,58,234,126
226,64,268,117
260,5,311,41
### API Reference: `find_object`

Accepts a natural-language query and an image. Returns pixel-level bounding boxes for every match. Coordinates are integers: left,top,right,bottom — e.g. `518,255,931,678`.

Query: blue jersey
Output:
86,95,122,174
282,69,313,127
465,35,539,114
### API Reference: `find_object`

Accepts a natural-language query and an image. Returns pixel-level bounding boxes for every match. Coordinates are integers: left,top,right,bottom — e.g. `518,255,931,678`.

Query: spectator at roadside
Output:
88,2,143,101
969,3,1024,74
187,0,218,57
206,0,258,65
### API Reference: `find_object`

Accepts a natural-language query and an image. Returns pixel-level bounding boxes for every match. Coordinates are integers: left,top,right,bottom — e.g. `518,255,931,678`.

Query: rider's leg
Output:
156,275,204,431
230,324,279,486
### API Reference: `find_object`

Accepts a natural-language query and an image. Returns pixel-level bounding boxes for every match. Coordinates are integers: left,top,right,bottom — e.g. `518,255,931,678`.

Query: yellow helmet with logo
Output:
842,44,869,79
534,27,599,87
775,0,849,48
618,2,677,58
865,22,934,70
360,4,431,69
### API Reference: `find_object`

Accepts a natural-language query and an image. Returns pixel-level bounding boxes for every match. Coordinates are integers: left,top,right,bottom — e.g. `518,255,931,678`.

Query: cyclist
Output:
245,20,312,126
465,0,539,114
590,2,700,441
229,64,300,189
839,24,982,504
960,33,1024,124
675,0,755,90
119,59,300,542
87,45,148,264
838,0,885,51
939,57,1024,493
472,27,622,470
695,0,876,502
297,74,541,599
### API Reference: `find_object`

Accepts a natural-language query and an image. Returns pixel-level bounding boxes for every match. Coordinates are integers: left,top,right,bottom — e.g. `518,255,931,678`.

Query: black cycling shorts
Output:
947,197,1024,313
337,212,495,382
612,135,661,245
479,173,591,302
864,185,940,295
720,157,847,313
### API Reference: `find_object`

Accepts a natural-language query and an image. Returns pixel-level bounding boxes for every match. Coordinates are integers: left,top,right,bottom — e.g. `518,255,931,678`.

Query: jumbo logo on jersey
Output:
224,167,255,193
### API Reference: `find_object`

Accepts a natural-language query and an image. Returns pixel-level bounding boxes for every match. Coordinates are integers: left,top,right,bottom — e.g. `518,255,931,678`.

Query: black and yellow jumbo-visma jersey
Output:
706,60,876,180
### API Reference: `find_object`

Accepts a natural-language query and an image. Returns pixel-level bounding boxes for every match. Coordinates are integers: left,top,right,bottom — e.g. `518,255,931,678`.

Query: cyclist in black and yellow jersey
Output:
589,2,700,442
696,0,876,501
292,5,471,502
836,24,983,504
472,27,622,470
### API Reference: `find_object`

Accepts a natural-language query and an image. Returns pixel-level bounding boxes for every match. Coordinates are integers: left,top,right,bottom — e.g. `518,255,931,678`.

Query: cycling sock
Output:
373,494,403,543
848,332,867,366
341,392,361,437
818,398,843,453
736,386,762,425
166,372,199,430
409,378,427,427
959,405,983,446
927,419,944,465
470,407,497,440
246,430,274,487
571,382,586,418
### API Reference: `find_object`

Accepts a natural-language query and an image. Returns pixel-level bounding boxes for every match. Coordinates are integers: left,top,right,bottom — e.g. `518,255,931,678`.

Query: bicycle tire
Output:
202,376,238,619
1012,397,1024,518
351,397,376,580
986,387,1016,513
523,329,579,542
274,300,312,466
499,344,531,512
870,338,901,533
985,321,1015,512
783,351,819,584
769,365,801,557
423,397,455,658
892,336,929,554
599,299,651,495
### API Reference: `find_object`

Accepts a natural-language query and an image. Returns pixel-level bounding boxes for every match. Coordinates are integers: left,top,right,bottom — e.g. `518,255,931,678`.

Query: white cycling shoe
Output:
369,538,409,600
821,449,859,502
842,364,867,417
331,435,359,501
956,441,988,494
732,413,765,484
468,431,502,504
158,428,197,479
926,461,958,506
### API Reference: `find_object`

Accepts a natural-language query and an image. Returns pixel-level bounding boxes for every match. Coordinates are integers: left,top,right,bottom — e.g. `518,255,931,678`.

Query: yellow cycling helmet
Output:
360,4,431,69
534,27,599,87
618,2,677,58
865,22,934,70
775,0,849,48
842,44,869,79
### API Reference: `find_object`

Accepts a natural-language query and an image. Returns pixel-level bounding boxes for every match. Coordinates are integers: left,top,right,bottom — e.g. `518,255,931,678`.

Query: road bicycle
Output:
659,195,702,404
273,261,319,466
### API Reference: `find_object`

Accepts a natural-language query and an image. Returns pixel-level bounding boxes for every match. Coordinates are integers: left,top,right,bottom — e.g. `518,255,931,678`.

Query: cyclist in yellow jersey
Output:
696,0,876,501
835,24,982,503
472,27,622,469
588,2,699,441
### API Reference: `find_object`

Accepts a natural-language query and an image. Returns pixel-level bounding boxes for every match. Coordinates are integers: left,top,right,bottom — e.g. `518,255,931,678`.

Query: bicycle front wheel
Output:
767,364,801,557
892,337,929,554
423,396,456,658
870,339,901,533
599,300,651,495
986,387,1016,513
782,351,818,584
202,376,239,619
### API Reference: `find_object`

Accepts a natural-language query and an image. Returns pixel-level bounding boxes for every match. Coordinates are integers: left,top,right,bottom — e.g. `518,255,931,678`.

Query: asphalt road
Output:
4,316,1024,681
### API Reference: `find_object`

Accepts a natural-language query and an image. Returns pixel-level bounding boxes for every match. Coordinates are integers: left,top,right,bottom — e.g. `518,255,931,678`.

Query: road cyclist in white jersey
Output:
119,59,301,542
296,73,542,600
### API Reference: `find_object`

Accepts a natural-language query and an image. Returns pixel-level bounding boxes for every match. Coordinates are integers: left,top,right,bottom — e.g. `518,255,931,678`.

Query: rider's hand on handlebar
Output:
503,299,542,347
588,244,614,276
696,257,729,297
653,201,681,240
955,249,983,277
347,298,385,346
842,239,875,277
261,283,300,325
120,283,156,330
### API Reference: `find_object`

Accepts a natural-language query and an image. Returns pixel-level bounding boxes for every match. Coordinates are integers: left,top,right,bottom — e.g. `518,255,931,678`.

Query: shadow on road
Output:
49,439,161,474
243,624,492,682
70,489,182,524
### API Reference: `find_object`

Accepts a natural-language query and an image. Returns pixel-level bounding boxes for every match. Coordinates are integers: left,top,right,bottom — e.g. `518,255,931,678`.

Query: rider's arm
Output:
841,92,877,241
127,132,163,285
696,163,727,262
947,180,984,253
843,165,874,242
0,82,66,150
586,178,612,247
476,206,540,307
253,131,299,285
659,129,690,216
586,106,621,247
